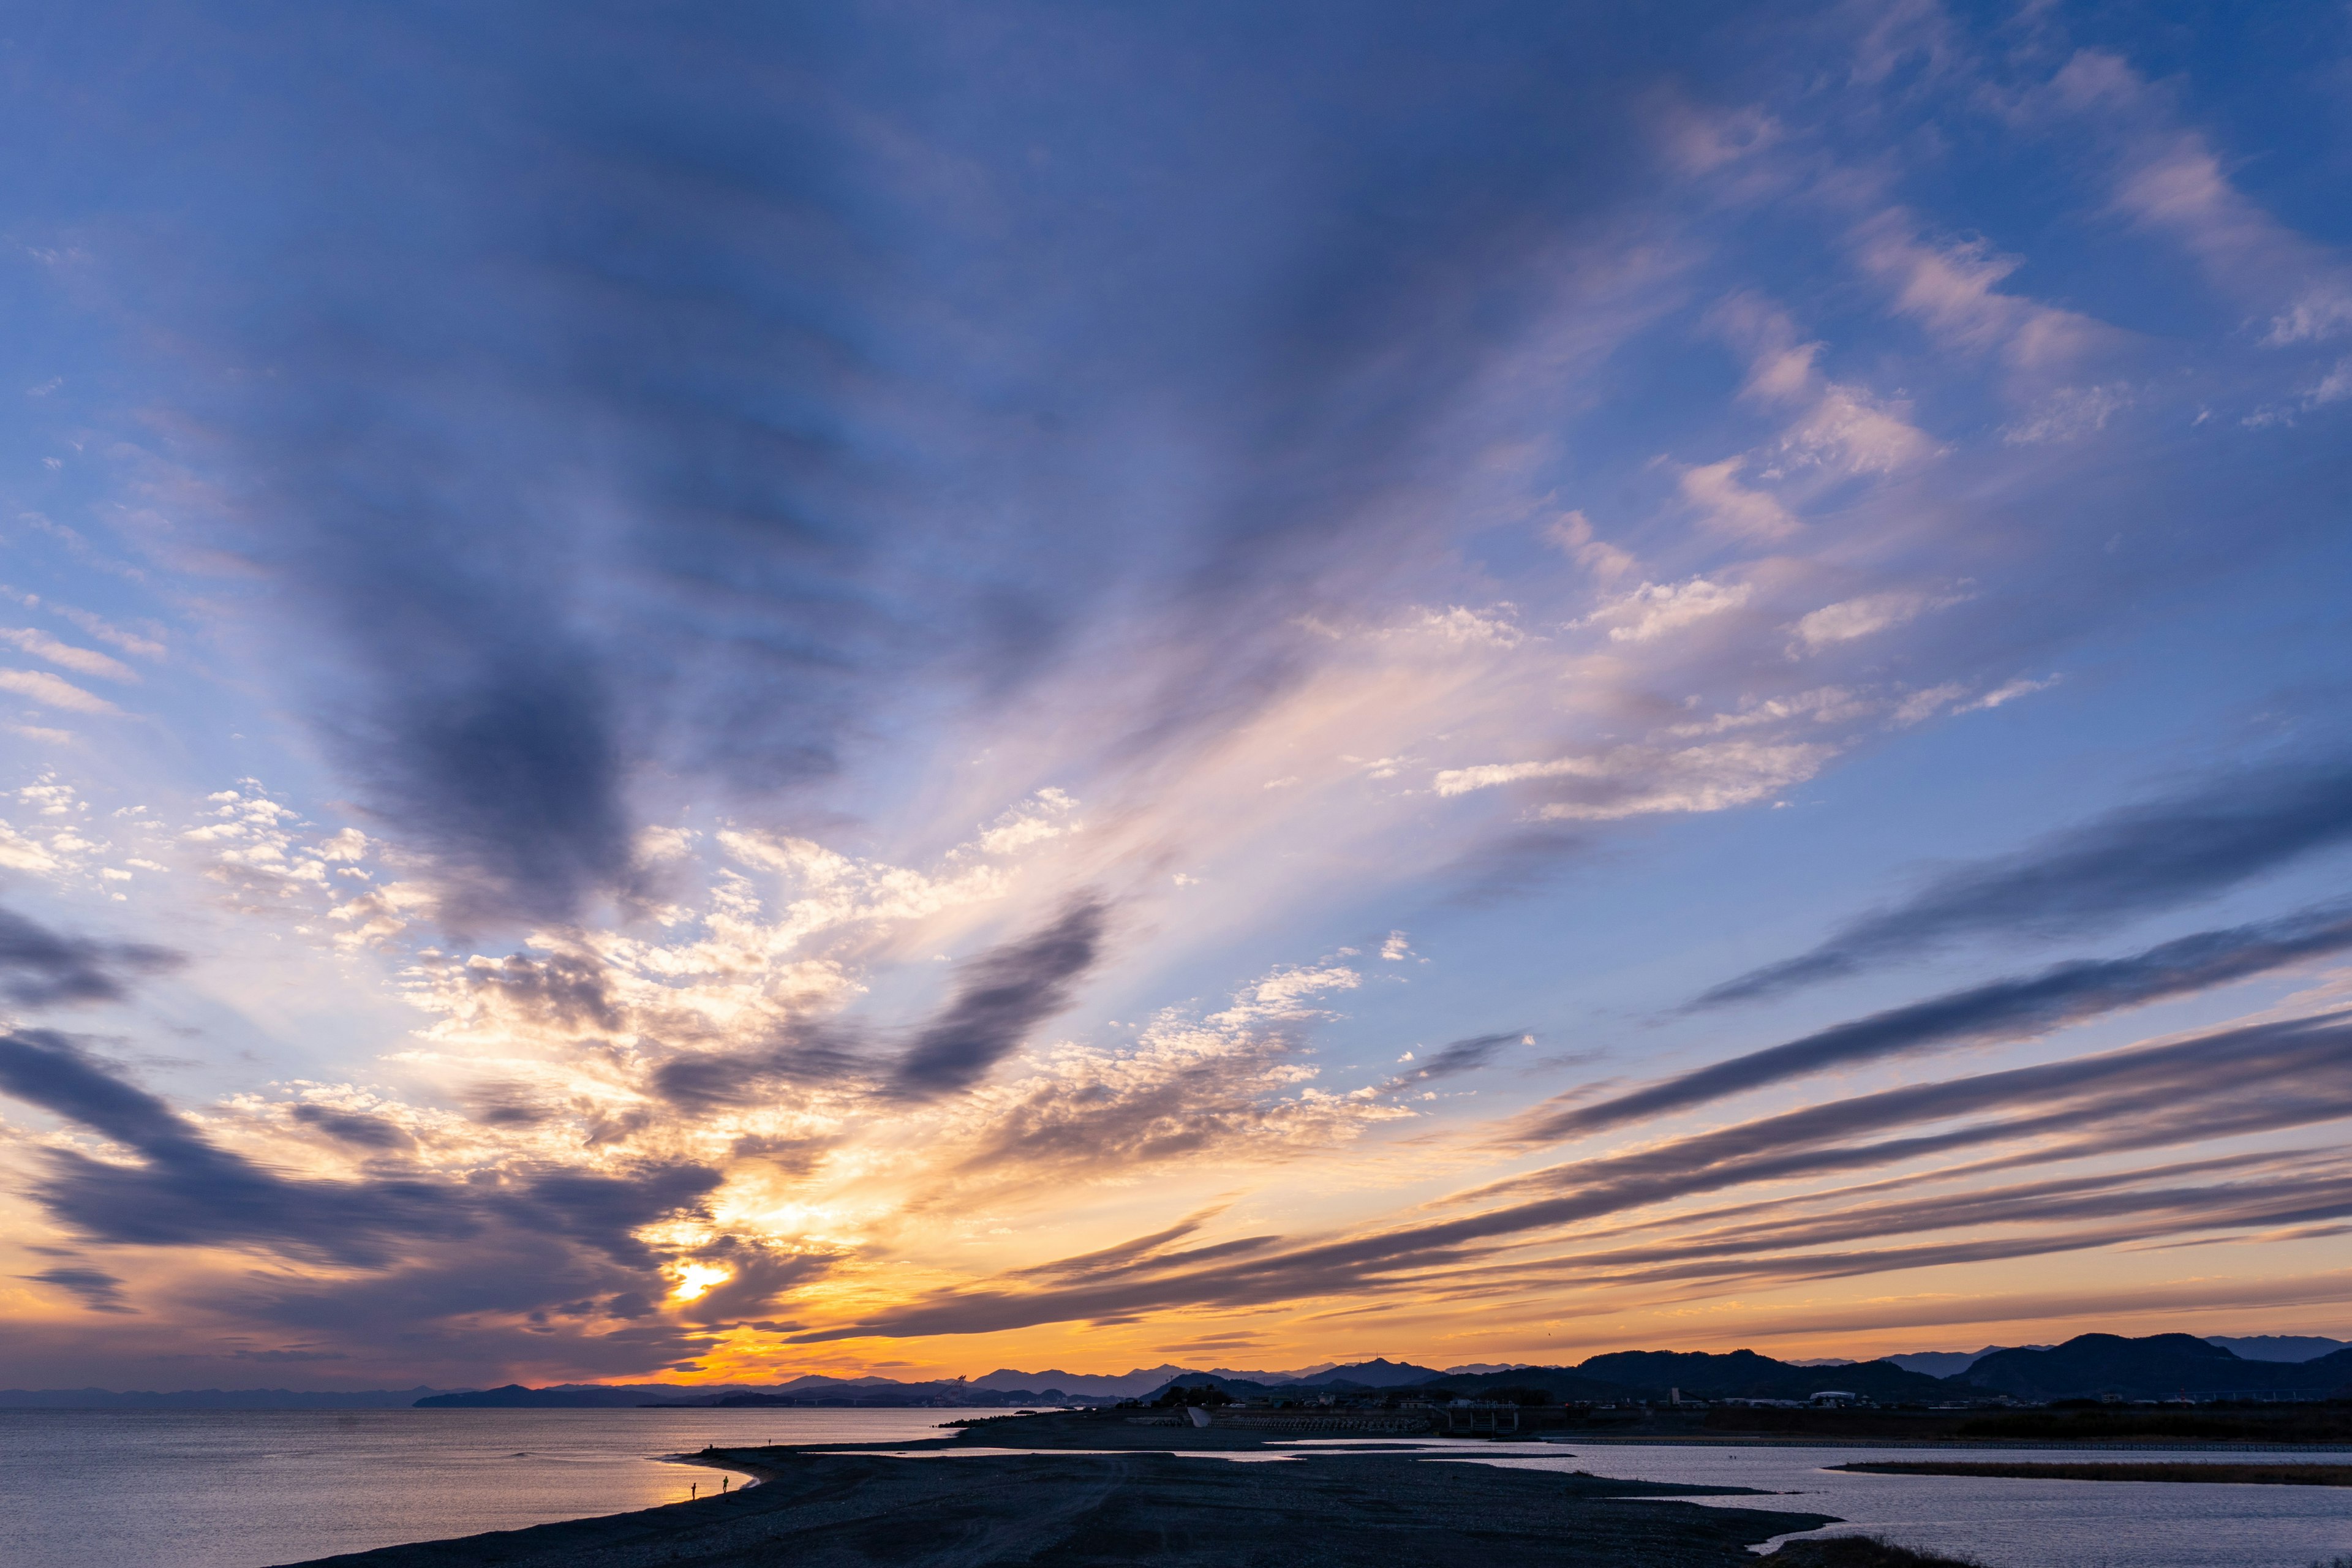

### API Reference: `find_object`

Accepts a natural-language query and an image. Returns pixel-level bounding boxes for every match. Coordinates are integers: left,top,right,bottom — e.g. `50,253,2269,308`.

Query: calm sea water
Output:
1,1409,2346,1568
0,1406,950,1568
1338,1439,2352,1568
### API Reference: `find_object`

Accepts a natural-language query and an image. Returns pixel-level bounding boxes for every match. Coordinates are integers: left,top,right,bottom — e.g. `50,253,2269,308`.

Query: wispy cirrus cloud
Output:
1695,758,2352,1007
1434,740,1833,822
790,1012,2352,1343
1537,905,2352,1140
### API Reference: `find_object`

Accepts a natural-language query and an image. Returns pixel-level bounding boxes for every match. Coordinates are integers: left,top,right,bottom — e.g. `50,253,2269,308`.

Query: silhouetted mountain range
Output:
1883,1335,2345,1378
1147,1349,1946,1405
0,1386,454,1410
1884,1346,2044,1378
1121,1338,2352,1408
1948,1334,2352,1403
10,1331,2350,1409
2203,1334,2348,1362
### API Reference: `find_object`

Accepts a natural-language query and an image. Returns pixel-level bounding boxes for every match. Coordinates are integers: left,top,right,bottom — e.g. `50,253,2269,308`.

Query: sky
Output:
0,0,2349,1392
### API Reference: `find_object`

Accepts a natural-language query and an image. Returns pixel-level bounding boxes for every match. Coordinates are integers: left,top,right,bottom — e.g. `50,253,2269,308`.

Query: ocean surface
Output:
1419,1440,2352,1568
0,1406,948,1568
0,1408,2345,1568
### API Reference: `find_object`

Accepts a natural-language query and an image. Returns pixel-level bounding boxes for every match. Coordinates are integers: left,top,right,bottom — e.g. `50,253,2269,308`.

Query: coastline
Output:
1552,1431,2352,1452
277,1414,1837,1567
269,1409,2352,1567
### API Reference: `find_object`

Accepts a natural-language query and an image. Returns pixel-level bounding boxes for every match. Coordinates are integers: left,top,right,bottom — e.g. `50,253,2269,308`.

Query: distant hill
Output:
966,1363,1340,1398
967,1365,1199,1398
1310,1359,1450,1388
2204,1335,2348,1363
418,1384,658,1408
1395,1365,1637,1404
1886,1346,2040,1378
37,1328,2348,1413
0,1387,457,1410
1573,1349,1946,1403
1952,1334,2352,1402
1145,1348,1946,1408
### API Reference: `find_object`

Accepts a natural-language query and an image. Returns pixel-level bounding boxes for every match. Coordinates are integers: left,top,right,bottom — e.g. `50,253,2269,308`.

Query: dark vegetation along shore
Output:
284,1409,1849,1568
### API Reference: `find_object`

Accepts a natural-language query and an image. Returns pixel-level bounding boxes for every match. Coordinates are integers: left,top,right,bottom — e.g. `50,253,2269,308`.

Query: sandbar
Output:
280,1411,1837,1566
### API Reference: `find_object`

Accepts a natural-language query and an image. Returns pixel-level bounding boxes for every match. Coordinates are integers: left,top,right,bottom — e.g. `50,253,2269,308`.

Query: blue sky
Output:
0,1,2348,1388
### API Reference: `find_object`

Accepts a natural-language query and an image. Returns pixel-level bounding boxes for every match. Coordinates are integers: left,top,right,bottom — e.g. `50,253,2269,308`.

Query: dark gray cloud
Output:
286,1104,416,1151
649,1034,865,1112
451,952,622,1033
21,1265,135,1314
892,895,1108,1096
0,903,180,1007
0,1031,716,1285
239,1230,715,1366
0,1028,194,1150
1540,904,2352,1141
1695,758,2352,1008
1414,1031,1523,1080
516,1166,723,1268
677,1237,835,1327
793,1012,2352,1341
358,660,634,930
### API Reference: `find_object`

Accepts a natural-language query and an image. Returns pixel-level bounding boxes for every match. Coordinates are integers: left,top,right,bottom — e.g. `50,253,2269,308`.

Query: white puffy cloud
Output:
1532,741,1831,821
1891,675,2058,726
1414,605,1525,649
2304,360,2351,409
1774,383,1938,476
1542,511,1636,584
0,819,62,873
1959,674,2059,712
2000,384,2135,445
0,629,137,683
1578,576,1753,644
1852,211,2113,371
1435,739,1833,821
2036,50,2352,348
1667,687,1867,737
1223,964,1360,1023
974,788,1083,855
1891,683,1969,726
0,668,120,714
1679,458,1800,540
1792,592,1931,650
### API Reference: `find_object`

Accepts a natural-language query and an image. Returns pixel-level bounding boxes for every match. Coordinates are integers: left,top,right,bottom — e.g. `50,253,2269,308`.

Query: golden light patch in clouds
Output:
669,1262,732,1303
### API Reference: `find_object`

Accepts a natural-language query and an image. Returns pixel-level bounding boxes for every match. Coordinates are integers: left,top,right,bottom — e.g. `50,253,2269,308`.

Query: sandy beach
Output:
279,1412,1837,1567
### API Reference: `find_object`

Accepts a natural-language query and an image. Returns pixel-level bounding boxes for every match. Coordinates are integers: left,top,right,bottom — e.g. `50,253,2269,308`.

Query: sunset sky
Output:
2,1,2350,1392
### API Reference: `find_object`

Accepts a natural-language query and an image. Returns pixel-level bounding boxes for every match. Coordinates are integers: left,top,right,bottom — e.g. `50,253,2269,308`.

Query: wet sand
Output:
280,1412,1837,1566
